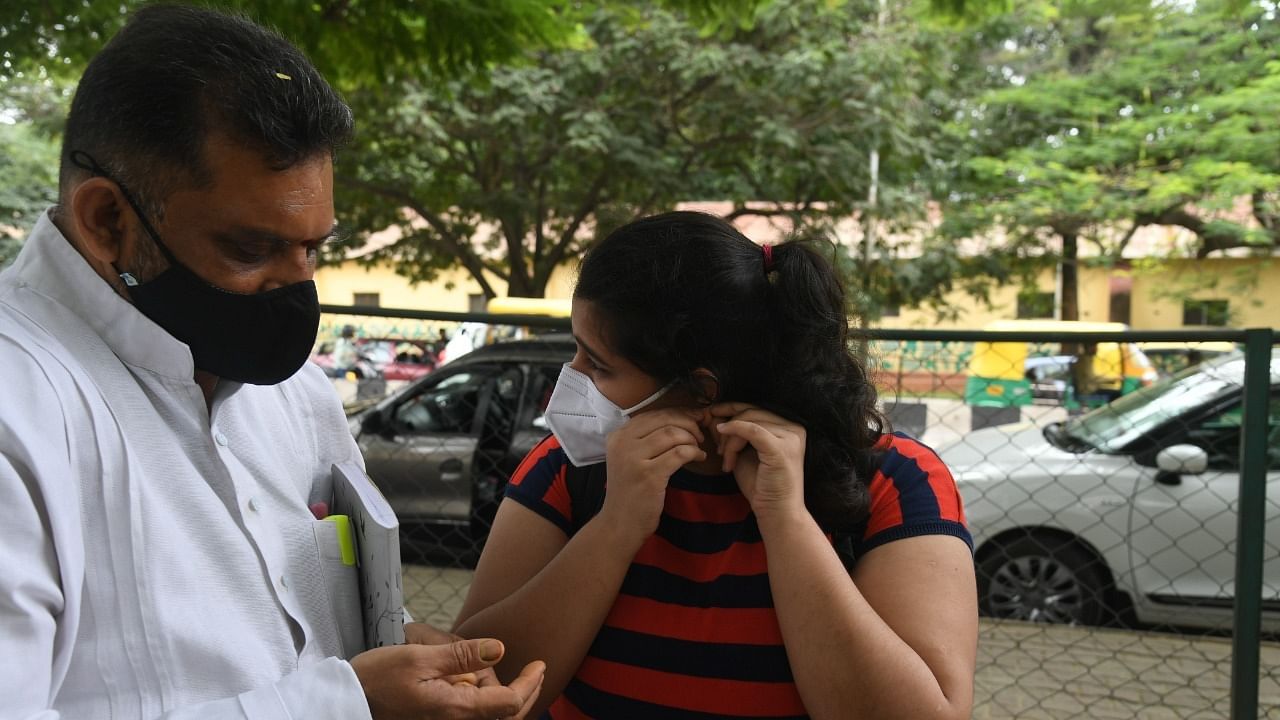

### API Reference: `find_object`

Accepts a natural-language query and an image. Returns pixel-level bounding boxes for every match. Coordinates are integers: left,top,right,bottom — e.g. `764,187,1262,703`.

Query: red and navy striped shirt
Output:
505,432,971,719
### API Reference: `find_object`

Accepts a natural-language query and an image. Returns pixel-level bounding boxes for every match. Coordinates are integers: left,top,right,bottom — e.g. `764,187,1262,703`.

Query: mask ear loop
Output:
68,150,180,287
622,377,679,416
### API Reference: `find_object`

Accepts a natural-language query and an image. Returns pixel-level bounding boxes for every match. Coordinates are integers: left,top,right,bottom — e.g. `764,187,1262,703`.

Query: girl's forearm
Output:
454,516,643,718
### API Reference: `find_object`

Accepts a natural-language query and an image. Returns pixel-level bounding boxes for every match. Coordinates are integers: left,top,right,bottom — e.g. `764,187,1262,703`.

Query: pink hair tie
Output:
762,244,775,273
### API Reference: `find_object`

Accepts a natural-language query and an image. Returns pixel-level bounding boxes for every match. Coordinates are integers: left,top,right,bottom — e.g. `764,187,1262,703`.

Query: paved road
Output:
404,564,1280,718
975,618,1280,719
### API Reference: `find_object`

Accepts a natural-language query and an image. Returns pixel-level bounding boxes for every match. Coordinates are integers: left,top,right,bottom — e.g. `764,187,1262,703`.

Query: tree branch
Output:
336,173,500,298
541,172,607,283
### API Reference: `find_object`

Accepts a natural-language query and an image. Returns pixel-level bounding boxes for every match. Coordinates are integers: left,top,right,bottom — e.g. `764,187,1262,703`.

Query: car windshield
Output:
1065,357,1243,453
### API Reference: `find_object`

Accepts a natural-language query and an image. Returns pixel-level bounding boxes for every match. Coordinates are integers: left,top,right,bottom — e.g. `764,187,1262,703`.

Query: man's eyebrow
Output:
572,333,611,368
219,223,344,248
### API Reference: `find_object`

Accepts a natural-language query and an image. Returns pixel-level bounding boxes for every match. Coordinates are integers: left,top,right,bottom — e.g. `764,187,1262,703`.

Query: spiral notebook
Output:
329,460,405,653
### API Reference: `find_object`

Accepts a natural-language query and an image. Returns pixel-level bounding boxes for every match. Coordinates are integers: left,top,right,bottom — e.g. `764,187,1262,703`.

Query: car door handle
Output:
440,458,464,481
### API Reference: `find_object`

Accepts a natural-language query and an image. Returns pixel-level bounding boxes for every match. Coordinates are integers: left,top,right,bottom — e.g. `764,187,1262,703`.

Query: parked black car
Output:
347,335,574,557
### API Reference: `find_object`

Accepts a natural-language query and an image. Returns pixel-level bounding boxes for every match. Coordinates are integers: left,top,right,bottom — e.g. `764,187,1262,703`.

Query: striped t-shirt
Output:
504,432,971,719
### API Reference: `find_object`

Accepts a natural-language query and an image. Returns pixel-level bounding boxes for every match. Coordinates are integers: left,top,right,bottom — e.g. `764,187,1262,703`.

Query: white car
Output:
941,350,1280,630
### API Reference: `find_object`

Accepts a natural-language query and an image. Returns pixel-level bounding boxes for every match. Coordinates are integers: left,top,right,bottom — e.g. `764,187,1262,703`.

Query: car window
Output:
1069,358,1244,452
528,363,564,429
1182,396,1280,471
392,370,493,435
479,366,525,443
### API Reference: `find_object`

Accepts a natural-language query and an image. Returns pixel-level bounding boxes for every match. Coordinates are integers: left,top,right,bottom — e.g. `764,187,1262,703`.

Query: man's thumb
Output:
442,638,505,674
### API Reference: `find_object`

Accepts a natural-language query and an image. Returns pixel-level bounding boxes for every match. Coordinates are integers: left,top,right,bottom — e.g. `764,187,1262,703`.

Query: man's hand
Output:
403,622,493,690
352,634,545,720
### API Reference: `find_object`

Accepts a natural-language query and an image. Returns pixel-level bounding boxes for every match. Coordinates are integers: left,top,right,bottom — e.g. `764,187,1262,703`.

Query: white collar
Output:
9,210,196,380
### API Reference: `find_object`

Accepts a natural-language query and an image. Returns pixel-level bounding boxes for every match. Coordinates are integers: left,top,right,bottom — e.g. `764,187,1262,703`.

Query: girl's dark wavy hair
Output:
575,211,886,531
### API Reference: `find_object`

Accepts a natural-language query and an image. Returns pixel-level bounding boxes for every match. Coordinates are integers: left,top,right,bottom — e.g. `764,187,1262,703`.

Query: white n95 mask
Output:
543,362,673,467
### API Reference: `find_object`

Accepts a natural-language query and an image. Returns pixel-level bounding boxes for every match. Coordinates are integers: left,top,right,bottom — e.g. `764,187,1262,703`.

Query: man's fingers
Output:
460,686,526,720
468,661,545,720
511,673,544,719
404,621,456,645
507,660,547,716
443,672,479,686
418,638,505,676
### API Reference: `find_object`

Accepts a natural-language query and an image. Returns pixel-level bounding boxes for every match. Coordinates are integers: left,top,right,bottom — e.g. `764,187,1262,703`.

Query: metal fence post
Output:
1230,327,1272,720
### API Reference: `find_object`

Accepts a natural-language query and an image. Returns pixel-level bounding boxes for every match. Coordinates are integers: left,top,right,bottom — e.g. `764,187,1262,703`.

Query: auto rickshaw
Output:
965,320,1159,409
1137,340,1238,378
486,296,572,318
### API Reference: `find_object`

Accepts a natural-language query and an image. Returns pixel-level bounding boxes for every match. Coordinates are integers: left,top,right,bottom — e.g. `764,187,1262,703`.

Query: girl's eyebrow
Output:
572,334,611,369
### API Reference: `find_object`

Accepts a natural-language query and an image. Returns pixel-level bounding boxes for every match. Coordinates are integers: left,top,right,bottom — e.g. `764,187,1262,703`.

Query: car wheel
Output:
977,534,1108,625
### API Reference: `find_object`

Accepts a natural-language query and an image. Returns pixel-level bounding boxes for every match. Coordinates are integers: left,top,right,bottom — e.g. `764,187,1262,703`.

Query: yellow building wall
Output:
880,258,1278,331
1129,257,1277,329
315,252,1277,340
314,260,578,310
313,259,579,342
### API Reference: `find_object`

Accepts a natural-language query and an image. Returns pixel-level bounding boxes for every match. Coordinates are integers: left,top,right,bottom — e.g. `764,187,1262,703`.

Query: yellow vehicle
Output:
1138,340,1237,378
486,297,571,317
965,320,1159,408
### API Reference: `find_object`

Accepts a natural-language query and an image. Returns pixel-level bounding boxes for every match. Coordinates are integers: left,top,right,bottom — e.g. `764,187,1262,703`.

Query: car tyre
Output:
977,534,1109,626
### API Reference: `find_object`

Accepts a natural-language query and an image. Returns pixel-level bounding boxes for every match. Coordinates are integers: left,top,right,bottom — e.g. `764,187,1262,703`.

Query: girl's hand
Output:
708,402,807,520
598,407,707,550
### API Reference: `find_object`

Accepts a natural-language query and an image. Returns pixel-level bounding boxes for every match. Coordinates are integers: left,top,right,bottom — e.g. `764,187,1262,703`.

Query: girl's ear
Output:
690,368,720,405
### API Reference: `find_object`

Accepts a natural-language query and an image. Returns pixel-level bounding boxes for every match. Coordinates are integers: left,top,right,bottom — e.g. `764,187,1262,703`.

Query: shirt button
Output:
215,432,229,446
247,497,259,513
279,575,289,591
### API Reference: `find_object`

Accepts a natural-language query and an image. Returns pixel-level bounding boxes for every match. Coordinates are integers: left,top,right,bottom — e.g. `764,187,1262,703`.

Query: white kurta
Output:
0,212,373,719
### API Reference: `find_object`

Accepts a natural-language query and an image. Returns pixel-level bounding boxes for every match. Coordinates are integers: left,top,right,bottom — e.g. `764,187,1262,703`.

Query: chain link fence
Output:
319,305,1278,718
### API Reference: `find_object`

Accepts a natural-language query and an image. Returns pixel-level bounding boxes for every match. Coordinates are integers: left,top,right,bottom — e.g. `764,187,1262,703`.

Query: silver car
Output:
349,335,574,553
942,350,1280,630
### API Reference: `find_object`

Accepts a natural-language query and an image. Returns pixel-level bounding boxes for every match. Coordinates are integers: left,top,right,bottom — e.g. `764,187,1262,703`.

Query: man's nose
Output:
260,247,316,291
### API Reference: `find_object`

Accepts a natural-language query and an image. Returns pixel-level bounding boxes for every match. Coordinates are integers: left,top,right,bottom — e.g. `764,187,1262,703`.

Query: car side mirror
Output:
1156,444,1208,475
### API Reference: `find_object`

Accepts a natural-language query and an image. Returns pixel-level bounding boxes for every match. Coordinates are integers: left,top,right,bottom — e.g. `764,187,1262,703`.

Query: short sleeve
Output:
854,433,972,556
504,435,574,536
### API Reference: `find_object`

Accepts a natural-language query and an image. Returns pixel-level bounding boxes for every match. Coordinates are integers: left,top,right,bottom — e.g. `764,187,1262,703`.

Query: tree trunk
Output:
1060,231,1079,322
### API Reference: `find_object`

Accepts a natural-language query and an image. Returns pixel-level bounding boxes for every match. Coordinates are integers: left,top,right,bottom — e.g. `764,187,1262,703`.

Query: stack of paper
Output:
330,460,406,653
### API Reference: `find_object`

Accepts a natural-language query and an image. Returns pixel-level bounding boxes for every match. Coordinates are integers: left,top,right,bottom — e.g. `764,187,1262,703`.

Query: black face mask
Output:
71,151,321,385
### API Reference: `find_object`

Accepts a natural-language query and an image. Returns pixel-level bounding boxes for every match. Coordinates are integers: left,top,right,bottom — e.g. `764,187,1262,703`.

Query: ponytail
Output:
763,241,885,531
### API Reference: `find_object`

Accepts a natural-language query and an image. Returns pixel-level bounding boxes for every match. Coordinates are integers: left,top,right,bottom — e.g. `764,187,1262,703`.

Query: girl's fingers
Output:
717,420,783,451
653,442,707,475
636,422,703,451
629,408,705,444
708,403,798,434
717,420,783,473
708,401,758,418
720,433,749,472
